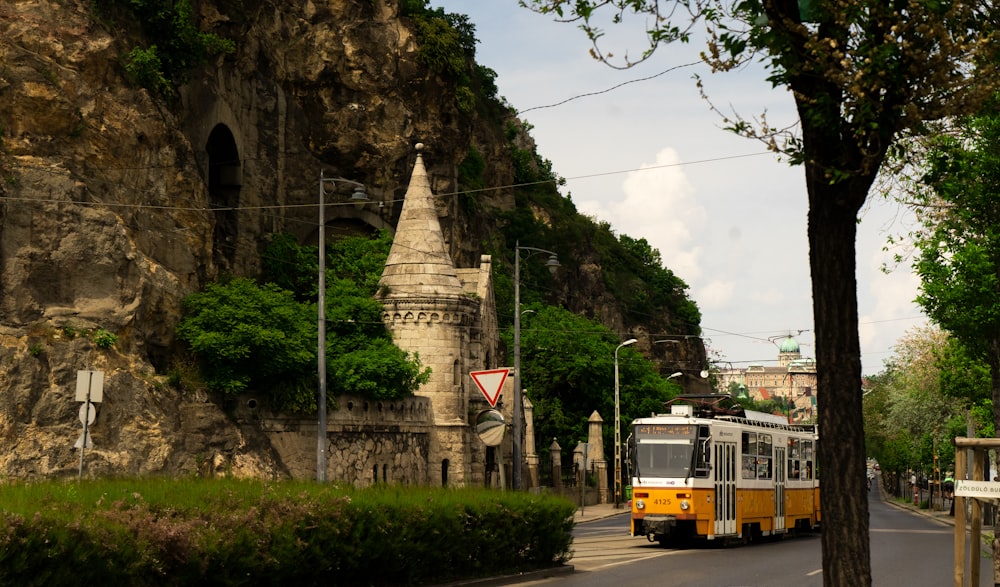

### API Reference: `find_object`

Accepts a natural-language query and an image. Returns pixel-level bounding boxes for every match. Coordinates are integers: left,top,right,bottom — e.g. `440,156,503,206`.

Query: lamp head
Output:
350,186,369,208
545,254,560,274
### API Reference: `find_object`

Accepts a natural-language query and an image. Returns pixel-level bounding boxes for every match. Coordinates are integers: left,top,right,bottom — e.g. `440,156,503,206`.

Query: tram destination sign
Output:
954,480,1000,499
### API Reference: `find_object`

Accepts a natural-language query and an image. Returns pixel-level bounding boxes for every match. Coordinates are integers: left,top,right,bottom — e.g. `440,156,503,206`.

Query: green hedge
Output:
0,480,575,586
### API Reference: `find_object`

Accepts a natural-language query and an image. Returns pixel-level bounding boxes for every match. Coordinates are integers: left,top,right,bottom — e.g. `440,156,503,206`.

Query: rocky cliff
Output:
0,0,704,479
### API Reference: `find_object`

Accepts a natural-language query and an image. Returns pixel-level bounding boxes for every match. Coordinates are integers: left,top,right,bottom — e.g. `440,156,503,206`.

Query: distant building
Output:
718,335,817,423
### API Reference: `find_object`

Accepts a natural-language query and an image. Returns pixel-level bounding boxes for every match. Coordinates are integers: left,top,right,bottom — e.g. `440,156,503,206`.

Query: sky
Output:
439,1,927,375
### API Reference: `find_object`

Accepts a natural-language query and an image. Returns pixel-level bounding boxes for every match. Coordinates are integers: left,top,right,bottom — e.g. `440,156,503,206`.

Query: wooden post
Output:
970,450,983,587
954,443,966,587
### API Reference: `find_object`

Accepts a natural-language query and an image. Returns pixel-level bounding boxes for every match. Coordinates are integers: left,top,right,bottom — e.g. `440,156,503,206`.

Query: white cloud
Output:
696,280,737,308
577,147,707,283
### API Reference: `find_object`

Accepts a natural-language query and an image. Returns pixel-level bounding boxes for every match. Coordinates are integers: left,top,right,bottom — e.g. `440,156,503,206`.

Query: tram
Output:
628,394,820,546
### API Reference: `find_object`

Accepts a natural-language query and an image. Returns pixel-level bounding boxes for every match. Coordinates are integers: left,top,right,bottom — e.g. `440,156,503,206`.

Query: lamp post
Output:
317,170,367,483
512,241,559,490
614,338,638,508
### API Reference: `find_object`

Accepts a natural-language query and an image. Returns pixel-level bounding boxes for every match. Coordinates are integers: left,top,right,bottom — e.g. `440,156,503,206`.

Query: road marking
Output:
583,550,681,572
871,528,951,534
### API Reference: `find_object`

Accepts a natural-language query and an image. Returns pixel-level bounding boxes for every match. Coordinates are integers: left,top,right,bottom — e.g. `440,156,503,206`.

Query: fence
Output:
538,458,601,506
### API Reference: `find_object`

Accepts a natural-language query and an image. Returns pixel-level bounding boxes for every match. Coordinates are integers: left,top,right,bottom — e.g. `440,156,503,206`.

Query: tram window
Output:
802,440,814,479
636,441,696,478
788,439,801,480
757,456,772,479
742,432,758,479
694,426,711,478
757,434,772,480
788,438,800,458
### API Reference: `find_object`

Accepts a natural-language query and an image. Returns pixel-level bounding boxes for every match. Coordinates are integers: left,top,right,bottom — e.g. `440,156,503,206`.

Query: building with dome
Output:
718,334,817,423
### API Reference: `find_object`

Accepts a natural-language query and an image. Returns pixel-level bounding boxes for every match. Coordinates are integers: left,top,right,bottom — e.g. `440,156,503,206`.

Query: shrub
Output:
93,329,118,349
0,480,576,586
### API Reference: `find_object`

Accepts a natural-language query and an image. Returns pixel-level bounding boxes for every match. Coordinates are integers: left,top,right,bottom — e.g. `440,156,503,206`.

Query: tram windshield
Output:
633,423,697,478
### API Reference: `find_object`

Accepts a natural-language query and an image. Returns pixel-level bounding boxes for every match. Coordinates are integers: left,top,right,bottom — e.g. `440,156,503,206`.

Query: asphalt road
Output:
514,484,993,586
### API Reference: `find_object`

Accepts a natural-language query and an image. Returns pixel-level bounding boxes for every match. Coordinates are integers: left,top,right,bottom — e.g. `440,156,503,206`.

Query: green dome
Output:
779,336,800,353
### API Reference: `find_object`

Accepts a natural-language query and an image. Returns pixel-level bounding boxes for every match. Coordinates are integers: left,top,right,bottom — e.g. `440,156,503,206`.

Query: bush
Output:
0,480,576,586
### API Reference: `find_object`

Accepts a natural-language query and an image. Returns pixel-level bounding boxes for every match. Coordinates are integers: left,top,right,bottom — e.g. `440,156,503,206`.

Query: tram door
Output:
714,441,737,536
774,446,786,532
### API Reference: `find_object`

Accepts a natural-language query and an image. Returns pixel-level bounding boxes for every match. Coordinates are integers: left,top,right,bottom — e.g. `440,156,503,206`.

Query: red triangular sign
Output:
470,368,509,407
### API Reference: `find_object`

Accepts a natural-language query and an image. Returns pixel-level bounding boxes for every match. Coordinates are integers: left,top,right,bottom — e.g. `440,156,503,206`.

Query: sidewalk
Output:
879,485,958,527
574,501,628,524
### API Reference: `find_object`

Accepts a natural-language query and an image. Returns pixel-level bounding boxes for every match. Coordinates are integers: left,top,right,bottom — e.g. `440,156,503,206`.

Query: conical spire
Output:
378,144,463,298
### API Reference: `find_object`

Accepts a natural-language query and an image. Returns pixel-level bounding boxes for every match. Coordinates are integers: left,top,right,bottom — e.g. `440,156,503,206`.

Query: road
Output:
527,485,994,586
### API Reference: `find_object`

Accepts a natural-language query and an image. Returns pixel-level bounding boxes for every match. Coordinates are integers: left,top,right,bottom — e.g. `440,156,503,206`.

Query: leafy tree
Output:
262,230,393,300
863,326,981,497
176,277,316,397
178,234,429,412
905,108,1000,569
261,233,322,301
511,304,679,466
519,0,1000,581
912,101,1000,448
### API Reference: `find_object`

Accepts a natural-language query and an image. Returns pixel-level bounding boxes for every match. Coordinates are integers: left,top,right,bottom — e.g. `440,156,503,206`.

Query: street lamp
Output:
317,170,367,483
512,241,560,490
614,338,638,508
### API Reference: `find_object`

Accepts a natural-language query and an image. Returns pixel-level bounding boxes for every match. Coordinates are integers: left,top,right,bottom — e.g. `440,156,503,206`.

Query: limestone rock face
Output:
0,0,699,480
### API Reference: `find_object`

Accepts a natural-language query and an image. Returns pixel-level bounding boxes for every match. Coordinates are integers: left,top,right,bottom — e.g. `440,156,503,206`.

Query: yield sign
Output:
470,368,509,407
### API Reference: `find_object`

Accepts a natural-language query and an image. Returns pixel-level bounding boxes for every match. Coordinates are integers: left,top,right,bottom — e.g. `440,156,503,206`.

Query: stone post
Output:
550,438,562,490
524,397,539,490
573,442,586,499
587,411,610,504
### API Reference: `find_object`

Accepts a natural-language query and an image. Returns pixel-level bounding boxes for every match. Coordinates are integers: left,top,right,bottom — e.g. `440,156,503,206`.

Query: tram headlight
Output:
635,499,645,510
679,500,690,511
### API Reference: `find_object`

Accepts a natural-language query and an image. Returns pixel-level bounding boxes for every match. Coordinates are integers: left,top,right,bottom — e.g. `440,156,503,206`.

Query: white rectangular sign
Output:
954,480,1000,499
75,370,104,403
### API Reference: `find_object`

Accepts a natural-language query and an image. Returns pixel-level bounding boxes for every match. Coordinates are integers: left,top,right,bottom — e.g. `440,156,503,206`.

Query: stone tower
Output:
377,144,500,487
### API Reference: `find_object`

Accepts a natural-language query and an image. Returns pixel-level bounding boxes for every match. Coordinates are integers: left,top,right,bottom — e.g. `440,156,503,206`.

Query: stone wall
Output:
247,395,433,485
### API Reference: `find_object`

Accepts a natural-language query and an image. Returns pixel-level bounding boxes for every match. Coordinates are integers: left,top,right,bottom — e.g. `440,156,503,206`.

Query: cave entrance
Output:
206,124,240,270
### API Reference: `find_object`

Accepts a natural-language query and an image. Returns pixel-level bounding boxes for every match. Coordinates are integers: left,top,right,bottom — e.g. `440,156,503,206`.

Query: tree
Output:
178,232,430,411
519,0,1000,582
511,304,678,463
862,326,981,500
907,102,1000,563
913,102,1000,437
176,277,317,397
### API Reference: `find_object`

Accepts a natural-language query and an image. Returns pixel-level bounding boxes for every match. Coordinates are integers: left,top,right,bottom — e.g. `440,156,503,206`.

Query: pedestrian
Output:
943,471,955,516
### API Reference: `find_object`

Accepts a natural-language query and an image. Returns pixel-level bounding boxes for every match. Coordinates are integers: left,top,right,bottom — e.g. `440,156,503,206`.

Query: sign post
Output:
75,370,104,479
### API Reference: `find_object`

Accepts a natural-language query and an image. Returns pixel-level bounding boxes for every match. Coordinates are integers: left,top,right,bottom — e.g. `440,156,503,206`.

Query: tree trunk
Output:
809,178,872,586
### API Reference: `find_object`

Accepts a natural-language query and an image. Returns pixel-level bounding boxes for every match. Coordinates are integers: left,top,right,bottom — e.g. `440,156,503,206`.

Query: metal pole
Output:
512,242,522,490
614,339,637,508
317,170,327,483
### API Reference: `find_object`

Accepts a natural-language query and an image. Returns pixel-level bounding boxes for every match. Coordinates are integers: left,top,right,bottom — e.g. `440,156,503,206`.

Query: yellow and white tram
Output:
628,394,820,546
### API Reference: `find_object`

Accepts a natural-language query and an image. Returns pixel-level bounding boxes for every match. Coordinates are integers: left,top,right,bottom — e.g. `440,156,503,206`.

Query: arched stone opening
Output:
206,124,240,270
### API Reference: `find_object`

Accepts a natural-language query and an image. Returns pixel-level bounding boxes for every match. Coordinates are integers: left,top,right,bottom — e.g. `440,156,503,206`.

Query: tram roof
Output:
659,394,816,433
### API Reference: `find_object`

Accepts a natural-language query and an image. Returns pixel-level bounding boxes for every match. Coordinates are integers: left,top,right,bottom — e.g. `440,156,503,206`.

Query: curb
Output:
435,564,574,587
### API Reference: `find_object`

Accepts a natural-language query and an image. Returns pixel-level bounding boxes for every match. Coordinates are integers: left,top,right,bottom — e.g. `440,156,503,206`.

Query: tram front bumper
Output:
636,515,677,538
